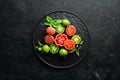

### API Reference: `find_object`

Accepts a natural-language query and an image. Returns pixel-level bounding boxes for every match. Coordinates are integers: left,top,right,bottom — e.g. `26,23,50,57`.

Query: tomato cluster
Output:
44,24,76,51
35,16,83,57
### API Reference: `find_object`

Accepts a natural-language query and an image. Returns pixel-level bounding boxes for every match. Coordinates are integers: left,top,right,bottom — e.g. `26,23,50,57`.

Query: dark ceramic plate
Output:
33,11,90,69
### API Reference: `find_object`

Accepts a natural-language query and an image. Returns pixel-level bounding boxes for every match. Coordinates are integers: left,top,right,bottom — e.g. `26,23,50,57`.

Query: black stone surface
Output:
0,0,120,80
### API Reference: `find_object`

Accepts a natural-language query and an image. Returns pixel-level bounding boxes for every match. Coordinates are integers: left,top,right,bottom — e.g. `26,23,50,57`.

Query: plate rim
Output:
32,10,90,69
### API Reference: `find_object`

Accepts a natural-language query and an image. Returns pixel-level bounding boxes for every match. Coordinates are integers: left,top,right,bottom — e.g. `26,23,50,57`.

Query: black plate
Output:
33,11,90,69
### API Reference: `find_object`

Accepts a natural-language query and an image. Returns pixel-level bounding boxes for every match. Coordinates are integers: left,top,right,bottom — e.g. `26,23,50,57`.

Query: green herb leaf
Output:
52,19,62,25
35,46,42,51
53,24,59,28
80,40,84,45
44,22,51,26
38,40,43,46
51,20,56,24
55,24,65,33
76,48,80,56
46,16,52,22
55,19,62,23
68,48,76,53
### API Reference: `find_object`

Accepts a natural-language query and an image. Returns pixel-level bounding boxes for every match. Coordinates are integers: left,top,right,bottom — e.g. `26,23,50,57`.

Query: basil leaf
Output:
53,21,58,25
53,24,59,28
55,19,62,23
38,40,43,46
68,48,76,53
35,46,42,51
76,48,80,56
52,19,62,25
44,22,51,26
80,40,84,45
55,24,65,33
51,20,56,24
46,16,52,22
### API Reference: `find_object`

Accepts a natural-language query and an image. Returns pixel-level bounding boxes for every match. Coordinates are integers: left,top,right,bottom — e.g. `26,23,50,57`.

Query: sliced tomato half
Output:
64,40,75,50
44,35,55,45
55,34,68,47
66,25,76,36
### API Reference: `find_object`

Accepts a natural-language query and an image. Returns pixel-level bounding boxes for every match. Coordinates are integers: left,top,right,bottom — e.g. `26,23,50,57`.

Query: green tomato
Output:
50,44,59,54
62,19,70,26
59,48,68,56
56,24,65,33
71,35,81,44
42,45,50,53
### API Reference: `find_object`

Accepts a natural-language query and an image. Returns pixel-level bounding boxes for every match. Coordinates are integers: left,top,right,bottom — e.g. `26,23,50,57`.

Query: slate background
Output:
0,0,120,80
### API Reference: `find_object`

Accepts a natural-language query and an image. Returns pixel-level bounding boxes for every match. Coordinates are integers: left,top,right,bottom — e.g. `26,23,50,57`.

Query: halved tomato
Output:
64,40,75,50
71,35,81,44
44,35,55,44
66,25,76,36
55,34,68,47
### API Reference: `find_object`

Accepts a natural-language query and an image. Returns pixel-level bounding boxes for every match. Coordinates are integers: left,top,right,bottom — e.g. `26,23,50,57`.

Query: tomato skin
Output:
62,19,70,26
56,24,65,33
46,27,56,35
50,44,59,54
66,25,76,36
44,35,55,45
55,34,68,47
59,48,68,56
64,40,75,50
42,44,50,53
71,35,81,44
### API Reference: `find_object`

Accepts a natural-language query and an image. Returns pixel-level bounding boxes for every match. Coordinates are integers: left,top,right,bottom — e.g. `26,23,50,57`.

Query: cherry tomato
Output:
50,44,59,54
64,40,75,50
71,35,81,44
59,48,68,56
42,44,50,53
66,25,76,36
44,35,54,45
62,19,70,26
46,27,56,35
55,34,68,47
56,24,65,33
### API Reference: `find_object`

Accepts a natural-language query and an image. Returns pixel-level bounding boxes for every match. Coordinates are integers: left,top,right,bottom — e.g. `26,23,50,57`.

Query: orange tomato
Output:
64,40,75,50
55,34,68,47
66,25,76,36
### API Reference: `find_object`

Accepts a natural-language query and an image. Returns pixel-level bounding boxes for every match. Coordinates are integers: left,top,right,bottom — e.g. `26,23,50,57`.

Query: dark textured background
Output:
0,0,120,80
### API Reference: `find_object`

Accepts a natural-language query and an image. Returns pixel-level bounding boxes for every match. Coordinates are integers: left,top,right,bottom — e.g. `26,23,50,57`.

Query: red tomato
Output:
55,34,68,47
46,27,56,35
64,40,75,50
44,35,55,44
66,25,76,36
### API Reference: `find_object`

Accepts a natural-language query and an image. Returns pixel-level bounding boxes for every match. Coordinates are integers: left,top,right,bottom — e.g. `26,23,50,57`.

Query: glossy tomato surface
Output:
44,35,55,44
55,33,68,47
66,25,76,36
64,40,75,50
46,27,56,35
